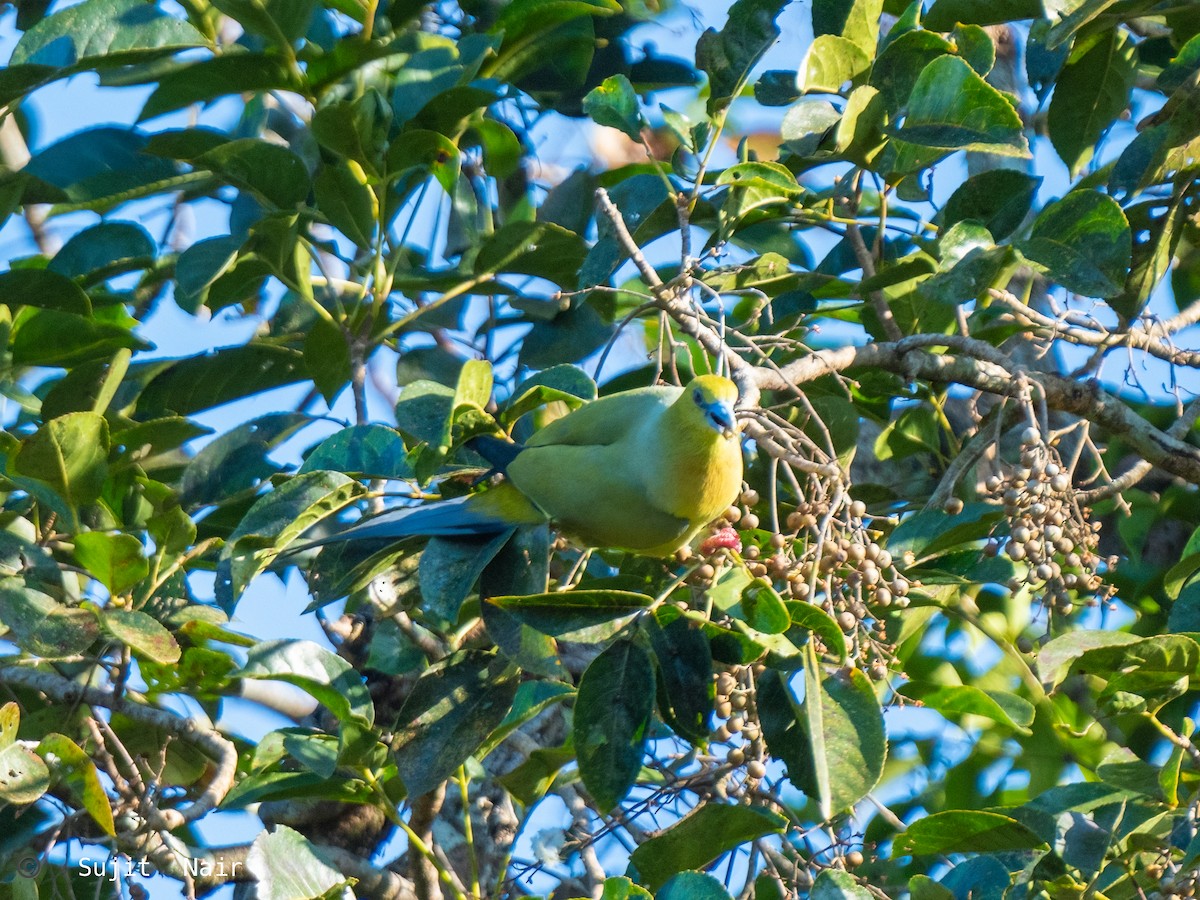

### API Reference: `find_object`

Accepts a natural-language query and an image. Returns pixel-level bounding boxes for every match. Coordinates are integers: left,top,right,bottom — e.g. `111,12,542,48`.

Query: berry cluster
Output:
711,666,767,786
985,427,1117,616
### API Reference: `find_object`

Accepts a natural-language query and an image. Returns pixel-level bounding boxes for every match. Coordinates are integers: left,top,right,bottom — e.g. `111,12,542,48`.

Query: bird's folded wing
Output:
523,387,677,448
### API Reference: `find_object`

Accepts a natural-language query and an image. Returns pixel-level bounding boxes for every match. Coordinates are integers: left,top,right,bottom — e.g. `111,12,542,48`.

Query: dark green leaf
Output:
894,810,1049,855
419,532,515,622
1047,30,1137,177
299,425,411,480
386,130,461,195
942,170,1041,241
574,639,655,812
583,74,646,141
923,0,1042,29
219,471,363,607
11,0,207,67
314,162,377,249
49,221,155,282
12,307,148,367
893,56,1029,160
179,412,311,508
630,804,788,890
139,55,297,121
196,139,310,209
23,127,185,209
0,268,91,316
648,615,713,742
240,639,375,725
488,590,654,642
697,0,789,112
812,0,883,55
391,650,518,796
657,872,733,900
139,344,307,416
1017,190,1132,299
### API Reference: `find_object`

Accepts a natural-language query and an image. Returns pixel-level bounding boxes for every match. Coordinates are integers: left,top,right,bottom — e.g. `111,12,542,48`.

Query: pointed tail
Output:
290,482,546,551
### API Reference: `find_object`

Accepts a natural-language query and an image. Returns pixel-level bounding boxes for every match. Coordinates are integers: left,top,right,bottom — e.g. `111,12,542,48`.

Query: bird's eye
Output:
693,388,703,404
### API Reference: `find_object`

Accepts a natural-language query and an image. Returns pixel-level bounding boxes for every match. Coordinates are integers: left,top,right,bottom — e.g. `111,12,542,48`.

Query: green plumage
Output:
304,375,743,557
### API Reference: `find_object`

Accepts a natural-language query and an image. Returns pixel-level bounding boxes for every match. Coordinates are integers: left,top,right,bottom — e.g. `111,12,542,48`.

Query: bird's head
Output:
684,375,740,439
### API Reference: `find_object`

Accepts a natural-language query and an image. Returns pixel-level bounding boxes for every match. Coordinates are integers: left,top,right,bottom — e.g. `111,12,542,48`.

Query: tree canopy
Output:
1,0,1200,898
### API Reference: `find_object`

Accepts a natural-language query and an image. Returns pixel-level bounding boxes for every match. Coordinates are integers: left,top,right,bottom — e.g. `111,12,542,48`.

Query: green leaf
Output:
391,650,518,796
240,639,375,725
887,503,1003,562
697,0,789,113
894,810,1049,855
14,411,110,508
488,590,654,642
195,139,310,209
218,471,363,608
245,826,351,900
11,0,207,67
629,804,788,890
179,412,311,508
314,162,377,249
869,30,952,109
386,130,461,195
812,870,876,900
899,684,1034,733
583,74,646,141
139,344,307,416
11,307,148,367
73,532,148,595
0,268,92,315
419,532,514,622
942,170,1041,241
139,55,298,122
574,638,655,812
23,127,186,210
808,665,887,817
103,608,181,664
0,582,100,658
648,615,714,743
781,99,842,156
303,316,352,405
598,877,653,900
1047,30,1137,177
49,221,155,282
923,0,1042,29
797,35,871,94
37,733,114,836
893,55,1029,161
812,0,884,56
1017,190,1132,299
1036,629,1141,688
789,601,848,662
299,425,411,479
1169,583,1200,634
0,703,49,805
657,872,733,900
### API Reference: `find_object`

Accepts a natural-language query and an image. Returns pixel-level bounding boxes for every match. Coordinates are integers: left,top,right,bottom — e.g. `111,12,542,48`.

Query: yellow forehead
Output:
688,375,738,405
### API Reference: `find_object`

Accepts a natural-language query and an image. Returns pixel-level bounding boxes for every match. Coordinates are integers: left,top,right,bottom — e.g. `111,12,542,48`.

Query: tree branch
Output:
0,667,237,832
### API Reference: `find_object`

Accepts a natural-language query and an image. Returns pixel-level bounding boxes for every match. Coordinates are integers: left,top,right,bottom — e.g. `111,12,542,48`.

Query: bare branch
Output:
0,667,237,832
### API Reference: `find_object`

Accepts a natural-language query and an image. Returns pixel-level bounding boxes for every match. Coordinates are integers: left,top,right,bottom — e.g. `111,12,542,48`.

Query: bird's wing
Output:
290,482,545,550
523,386,679,448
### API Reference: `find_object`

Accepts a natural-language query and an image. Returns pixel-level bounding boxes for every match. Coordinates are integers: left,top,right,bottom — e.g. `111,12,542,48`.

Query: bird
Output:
299,374,744,557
